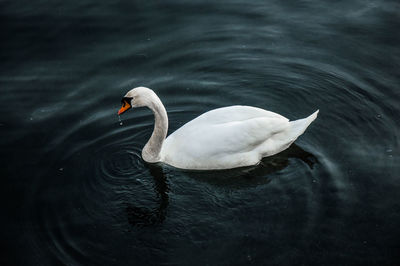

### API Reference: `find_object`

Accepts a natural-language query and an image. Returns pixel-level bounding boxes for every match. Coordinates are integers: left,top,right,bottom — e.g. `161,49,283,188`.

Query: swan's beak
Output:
118,100,131,115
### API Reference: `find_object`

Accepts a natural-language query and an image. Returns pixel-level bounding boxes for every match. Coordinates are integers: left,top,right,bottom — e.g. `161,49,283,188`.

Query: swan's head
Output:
118,86,157,115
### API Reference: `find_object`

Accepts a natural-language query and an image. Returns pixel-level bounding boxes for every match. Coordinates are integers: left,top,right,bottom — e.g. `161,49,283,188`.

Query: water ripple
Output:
7,0,398,264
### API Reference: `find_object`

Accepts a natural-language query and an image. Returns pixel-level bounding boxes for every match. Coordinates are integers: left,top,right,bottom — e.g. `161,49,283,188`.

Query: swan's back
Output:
185,105,288,125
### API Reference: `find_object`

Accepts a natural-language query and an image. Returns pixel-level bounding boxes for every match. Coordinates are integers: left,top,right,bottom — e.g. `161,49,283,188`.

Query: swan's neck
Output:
142,96,168,163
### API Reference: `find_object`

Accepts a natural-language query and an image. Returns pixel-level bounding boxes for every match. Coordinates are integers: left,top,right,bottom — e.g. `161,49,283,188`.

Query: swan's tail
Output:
288,110,319,141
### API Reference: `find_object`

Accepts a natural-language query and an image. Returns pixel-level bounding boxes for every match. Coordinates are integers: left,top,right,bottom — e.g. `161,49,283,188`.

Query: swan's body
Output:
118,87,318,170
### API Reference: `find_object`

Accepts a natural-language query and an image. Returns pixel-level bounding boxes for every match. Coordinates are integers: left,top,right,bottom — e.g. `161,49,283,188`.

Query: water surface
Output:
1,0,399,265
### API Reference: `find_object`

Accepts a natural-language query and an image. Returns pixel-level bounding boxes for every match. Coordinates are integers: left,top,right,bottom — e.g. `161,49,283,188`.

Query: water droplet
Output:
118,115,123,126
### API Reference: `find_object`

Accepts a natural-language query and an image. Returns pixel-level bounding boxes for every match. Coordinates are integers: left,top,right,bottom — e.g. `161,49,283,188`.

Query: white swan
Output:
118,87,318,170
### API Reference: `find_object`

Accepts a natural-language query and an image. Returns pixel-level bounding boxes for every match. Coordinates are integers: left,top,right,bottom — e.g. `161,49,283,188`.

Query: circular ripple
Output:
25,110,173,264
22,37,398,266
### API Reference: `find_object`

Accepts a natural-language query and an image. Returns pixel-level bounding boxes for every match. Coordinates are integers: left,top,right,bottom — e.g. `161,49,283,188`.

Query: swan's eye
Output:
121,97,133,107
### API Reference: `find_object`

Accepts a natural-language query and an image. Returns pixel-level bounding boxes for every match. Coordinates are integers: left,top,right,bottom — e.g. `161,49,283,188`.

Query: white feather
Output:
161,106,318,169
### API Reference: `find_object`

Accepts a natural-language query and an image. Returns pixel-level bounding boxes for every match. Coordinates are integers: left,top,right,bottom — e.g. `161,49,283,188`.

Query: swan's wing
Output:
202,116,290,154
162,115,289,160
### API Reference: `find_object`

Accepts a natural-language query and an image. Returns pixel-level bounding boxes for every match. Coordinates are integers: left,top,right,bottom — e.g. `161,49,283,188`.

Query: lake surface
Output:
1,0,399,265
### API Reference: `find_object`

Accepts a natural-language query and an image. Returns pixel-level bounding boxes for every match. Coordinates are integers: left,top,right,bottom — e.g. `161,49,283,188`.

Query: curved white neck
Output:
142,95,168,163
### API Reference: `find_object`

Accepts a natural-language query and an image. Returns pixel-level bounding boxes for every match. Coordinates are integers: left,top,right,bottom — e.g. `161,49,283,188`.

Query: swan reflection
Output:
126,164,169,227
125,144,316,226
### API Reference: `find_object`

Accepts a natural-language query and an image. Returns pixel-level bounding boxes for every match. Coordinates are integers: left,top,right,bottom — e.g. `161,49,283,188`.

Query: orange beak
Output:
118,100,131,115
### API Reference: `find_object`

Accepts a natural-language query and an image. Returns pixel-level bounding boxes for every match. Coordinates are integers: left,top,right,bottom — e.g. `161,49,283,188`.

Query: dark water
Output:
1,0,400,265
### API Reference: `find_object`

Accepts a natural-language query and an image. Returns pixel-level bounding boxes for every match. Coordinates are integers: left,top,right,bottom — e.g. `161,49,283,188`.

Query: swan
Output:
118,87,318,170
